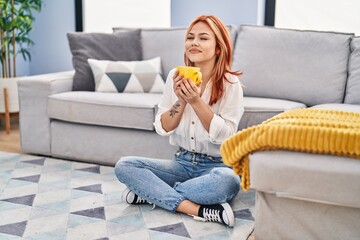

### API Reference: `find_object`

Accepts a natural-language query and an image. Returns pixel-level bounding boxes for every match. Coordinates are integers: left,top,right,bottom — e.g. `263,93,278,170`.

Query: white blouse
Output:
154,68,244,157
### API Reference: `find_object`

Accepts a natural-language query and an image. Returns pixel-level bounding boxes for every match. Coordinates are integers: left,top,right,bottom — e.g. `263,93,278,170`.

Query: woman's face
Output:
185,21,217,66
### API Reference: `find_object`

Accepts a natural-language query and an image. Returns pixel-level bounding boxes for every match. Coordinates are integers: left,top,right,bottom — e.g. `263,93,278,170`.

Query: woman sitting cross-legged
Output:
114,15,244,227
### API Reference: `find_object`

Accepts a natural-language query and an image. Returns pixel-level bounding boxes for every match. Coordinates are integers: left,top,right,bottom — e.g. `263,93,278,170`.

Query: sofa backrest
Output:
138,27,187,79
344,37,360,104
114,25,238,78
232,25,353,106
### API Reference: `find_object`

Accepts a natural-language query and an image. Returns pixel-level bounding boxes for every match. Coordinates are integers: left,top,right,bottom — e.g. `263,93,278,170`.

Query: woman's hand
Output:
179,78,202,105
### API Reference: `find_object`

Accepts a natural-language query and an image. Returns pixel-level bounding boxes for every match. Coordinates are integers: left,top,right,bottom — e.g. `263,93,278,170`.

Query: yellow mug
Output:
176,66,202,86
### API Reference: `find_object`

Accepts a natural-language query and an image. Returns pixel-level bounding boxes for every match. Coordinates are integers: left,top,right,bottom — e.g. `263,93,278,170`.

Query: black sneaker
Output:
121,187,149,204
196,203,236,227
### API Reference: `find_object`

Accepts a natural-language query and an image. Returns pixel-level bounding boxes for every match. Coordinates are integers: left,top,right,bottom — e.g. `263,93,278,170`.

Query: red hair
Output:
184,15,242,105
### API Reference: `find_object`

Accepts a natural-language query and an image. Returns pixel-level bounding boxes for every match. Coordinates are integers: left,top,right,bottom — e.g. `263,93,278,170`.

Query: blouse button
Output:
192,149,195,152
191,137,194,140
191,121,195,124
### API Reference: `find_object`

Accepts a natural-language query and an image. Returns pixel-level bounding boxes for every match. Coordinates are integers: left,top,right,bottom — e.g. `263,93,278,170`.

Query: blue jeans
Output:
114,147,240,212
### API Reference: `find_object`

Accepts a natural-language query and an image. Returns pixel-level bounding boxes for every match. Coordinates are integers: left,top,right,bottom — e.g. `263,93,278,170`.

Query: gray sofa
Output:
18,25,360,239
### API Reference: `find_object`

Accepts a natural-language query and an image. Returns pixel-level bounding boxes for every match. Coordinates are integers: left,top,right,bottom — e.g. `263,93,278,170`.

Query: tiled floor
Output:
0,151,255,240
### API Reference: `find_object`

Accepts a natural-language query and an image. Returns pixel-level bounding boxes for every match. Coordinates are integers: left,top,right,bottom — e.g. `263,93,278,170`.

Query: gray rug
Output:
0,151,255,240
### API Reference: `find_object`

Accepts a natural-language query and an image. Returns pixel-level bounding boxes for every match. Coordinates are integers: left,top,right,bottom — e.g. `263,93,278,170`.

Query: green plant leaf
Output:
0,0,43,76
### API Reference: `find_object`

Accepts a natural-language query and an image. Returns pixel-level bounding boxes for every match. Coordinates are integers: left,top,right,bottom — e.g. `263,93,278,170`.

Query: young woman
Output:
115,15,244,227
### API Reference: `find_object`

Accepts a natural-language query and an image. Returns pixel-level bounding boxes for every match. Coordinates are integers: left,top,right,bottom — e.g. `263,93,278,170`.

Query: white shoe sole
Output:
121,188,134,204
221,203,236,227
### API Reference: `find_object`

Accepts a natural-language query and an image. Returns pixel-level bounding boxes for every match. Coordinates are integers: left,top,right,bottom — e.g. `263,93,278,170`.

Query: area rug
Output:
0,151,255,240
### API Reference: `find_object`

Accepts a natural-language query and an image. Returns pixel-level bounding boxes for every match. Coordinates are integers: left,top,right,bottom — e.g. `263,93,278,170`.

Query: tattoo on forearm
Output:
169,101,181,117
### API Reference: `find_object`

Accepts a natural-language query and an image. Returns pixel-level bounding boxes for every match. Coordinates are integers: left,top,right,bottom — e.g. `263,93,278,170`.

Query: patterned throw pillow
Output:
67,31,142,91
87,57,165,93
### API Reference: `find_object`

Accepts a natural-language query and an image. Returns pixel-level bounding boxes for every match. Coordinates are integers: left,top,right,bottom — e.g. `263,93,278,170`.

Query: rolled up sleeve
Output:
153,69,177,136
154,108,175,136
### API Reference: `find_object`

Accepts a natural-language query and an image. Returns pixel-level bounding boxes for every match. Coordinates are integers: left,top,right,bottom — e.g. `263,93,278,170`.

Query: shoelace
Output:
202,208,222,223
135,196,148,204
134,195,156,209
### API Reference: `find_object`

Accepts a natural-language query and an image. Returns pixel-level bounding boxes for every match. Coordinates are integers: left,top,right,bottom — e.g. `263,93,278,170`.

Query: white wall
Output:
83,0,171,32
276,0,360,36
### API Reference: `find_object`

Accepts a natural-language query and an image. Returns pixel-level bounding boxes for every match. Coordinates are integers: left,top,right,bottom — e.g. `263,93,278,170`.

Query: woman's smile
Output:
189,48,202,54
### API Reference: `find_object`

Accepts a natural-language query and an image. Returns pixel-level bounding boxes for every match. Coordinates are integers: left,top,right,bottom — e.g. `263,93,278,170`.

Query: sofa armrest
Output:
17,71,75,155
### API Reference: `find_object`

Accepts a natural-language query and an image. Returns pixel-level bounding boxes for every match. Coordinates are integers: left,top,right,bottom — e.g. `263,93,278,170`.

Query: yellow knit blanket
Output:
220,108,360,191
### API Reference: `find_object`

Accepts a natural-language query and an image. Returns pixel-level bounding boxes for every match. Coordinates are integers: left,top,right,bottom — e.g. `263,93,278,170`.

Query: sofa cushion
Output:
67,31,142,91
48,92,162,130
344,37,360,104
239,97,306,130
233,25,353,106
250,150,360,208
88,57,164,93
113,25,238,78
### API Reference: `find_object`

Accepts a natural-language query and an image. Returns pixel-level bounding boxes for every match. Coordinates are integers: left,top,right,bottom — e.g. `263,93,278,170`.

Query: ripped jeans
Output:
114,147,240,212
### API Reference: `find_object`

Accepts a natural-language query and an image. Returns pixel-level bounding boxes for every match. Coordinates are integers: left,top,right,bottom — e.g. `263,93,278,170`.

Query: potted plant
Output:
0,0,42,133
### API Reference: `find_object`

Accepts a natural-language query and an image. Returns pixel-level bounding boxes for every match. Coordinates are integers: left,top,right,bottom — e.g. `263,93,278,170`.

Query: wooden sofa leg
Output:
4,88,10,134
